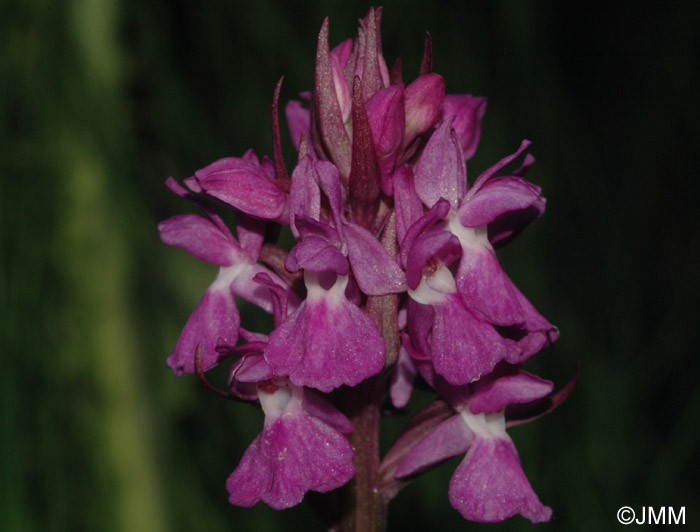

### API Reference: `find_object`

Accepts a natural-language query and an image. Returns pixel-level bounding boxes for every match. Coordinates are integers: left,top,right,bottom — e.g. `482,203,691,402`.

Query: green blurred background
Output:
3,0,699,530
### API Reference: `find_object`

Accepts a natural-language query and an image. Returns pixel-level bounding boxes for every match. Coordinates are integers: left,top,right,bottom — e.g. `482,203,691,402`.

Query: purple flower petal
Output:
295,215,343,248
314,160,346,236
301,388,354,434
405,229,461,290
289,156,321,237
405,301,434,367
285,100,317,158
468,371,554,415
413,118,466,209
252,272,292,326
331,38,353,70
230,352,272,383
508,283,559,359
441,94,487,160
427,294,520,385
265,277,385,392
468,140,531,196
230,263,290,314
399,197,450,269
393,165,424,244
228,353,272,400
166,283,240,375
227,408,355,509
454,236,525,326
330,52,351,124
449,435,552,523
366,84,405,159
164,176,193,198
458,176,543,229
506,366,578,427
195,157,287,220
403,73,445,150
344,221,406,295
487,196,546,248
235,212,266,262
286,234,349,275
226,432,273,507
158,214,240,267
389,345,417,409
395,414,473,478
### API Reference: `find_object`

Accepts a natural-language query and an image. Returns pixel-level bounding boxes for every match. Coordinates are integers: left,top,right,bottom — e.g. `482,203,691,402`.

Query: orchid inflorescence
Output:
159,7,572,527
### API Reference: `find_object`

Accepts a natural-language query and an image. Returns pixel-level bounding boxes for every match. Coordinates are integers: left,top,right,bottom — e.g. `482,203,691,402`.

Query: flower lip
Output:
265,271,385,392
226,381,355,510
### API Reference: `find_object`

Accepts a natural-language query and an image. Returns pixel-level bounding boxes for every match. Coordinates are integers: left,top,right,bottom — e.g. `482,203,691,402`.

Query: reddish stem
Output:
337,375,388,532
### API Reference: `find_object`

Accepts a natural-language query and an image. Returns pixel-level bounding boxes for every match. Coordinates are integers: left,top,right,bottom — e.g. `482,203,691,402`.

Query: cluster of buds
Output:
159,7,571,526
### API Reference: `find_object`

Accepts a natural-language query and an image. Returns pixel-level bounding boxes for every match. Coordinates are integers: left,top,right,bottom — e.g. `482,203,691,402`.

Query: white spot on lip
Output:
304,271,349,305
458,409,507,439
407,265,456,305
444,210,490,252
211,262,249,290
258,385,292,419
408,208,486,306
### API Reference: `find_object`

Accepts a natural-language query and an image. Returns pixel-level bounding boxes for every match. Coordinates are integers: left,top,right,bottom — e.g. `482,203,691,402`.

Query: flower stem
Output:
337,375,388,532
